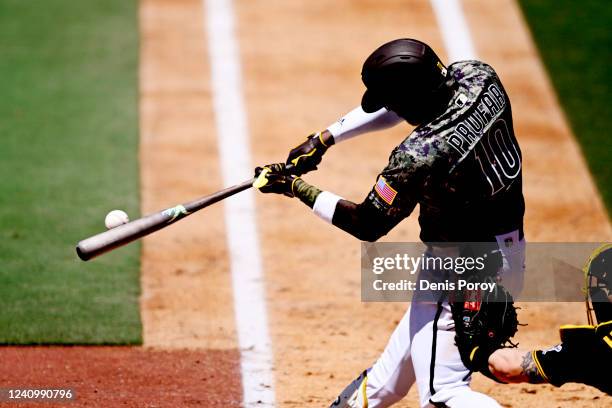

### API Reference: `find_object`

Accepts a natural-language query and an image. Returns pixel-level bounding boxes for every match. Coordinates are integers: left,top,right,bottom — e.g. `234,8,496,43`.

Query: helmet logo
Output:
437,61,448,77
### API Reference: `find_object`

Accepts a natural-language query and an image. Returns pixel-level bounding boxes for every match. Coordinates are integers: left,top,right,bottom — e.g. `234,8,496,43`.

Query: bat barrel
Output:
76,178,254,261
76,212,169,261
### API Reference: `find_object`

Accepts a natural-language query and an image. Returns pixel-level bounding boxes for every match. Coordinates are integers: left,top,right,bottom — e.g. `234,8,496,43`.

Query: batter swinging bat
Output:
76,179,253,261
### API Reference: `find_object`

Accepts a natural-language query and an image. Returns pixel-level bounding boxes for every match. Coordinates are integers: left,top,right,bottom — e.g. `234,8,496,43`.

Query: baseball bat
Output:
76,179,253,261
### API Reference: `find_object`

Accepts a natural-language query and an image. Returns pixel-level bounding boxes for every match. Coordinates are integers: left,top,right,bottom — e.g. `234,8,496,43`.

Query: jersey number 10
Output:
474,118,521,195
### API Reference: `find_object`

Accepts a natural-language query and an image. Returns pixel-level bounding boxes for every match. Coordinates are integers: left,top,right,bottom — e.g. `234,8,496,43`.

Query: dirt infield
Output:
235,1,610,407
139,0,238,350
0,347,241,407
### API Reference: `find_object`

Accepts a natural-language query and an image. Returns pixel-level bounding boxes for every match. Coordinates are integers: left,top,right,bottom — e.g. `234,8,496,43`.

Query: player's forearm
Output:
292,177,323,208
292,178,389,242
326,106,403,143
488,349,547,384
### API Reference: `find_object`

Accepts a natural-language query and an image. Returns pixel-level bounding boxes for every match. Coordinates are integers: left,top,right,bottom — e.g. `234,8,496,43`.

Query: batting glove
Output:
253,163,299,197
286,132,330,175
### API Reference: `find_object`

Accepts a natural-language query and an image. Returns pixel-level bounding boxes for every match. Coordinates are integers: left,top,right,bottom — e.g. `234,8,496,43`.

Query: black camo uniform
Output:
364,61,525,243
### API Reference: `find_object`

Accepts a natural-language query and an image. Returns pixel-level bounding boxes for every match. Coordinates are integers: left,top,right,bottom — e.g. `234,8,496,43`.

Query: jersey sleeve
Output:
365,147,423,222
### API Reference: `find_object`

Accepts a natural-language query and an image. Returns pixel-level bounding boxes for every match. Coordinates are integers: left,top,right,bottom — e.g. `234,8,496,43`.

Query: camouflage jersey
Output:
366,61,525,242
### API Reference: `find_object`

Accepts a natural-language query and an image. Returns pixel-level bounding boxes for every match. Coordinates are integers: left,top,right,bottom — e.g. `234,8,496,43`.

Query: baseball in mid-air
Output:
104,210,129,229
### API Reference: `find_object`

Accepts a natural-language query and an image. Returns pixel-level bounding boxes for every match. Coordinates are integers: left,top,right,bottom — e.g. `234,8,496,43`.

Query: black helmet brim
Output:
361,89,385,113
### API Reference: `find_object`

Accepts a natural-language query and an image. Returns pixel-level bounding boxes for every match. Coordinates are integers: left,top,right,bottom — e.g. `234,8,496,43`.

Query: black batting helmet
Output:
361,39,448,123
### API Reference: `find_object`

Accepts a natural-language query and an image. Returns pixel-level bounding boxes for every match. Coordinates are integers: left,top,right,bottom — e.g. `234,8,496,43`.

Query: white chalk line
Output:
203,0,276,406
430,0,477,62
200,0,476,406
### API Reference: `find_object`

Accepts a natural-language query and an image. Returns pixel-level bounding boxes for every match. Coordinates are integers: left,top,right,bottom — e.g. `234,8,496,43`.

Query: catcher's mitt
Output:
451,281,519,382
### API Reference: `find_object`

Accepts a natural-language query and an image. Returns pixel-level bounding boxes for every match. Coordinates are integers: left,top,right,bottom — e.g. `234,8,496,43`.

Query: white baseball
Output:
105,210,129,229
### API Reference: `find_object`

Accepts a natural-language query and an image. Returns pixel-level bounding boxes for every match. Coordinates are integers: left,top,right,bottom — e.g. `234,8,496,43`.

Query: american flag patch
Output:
374,177,397,205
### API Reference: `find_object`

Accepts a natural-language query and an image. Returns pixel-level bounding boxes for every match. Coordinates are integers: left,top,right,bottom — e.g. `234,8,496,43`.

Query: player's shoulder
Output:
390,131,441,171
386,61,504,172
449,60,499,81
377,142,429,190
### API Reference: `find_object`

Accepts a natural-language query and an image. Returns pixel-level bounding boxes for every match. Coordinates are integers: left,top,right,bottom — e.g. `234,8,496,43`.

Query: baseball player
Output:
487,320,611,394
489,244,611,395
254,38,526,407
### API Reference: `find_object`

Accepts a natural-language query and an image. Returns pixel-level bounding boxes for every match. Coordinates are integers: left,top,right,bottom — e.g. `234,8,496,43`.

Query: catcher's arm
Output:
488,321,612,394
488,246,612,391
287,107,403,174
488,348,546,384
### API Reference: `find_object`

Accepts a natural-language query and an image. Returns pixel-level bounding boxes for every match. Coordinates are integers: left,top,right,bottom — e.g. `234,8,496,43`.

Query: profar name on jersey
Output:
447,83,506,157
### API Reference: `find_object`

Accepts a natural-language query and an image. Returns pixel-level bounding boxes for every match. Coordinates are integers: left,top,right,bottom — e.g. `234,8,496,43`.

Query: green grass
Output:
518,0,612,215
0,0,141,343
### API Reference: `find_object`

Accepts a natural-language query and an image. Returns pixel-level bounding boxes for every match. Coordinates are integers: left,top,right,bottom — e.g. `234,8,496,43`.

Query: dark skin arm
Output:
257,145,417,242
331,199,406,242
291,178,412,242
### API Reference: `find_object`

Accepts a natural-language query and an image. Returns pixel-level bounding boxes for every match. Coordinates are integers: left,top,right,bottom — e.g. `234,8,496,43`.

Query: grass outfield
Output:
0,1,141,343
518,0,612,216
